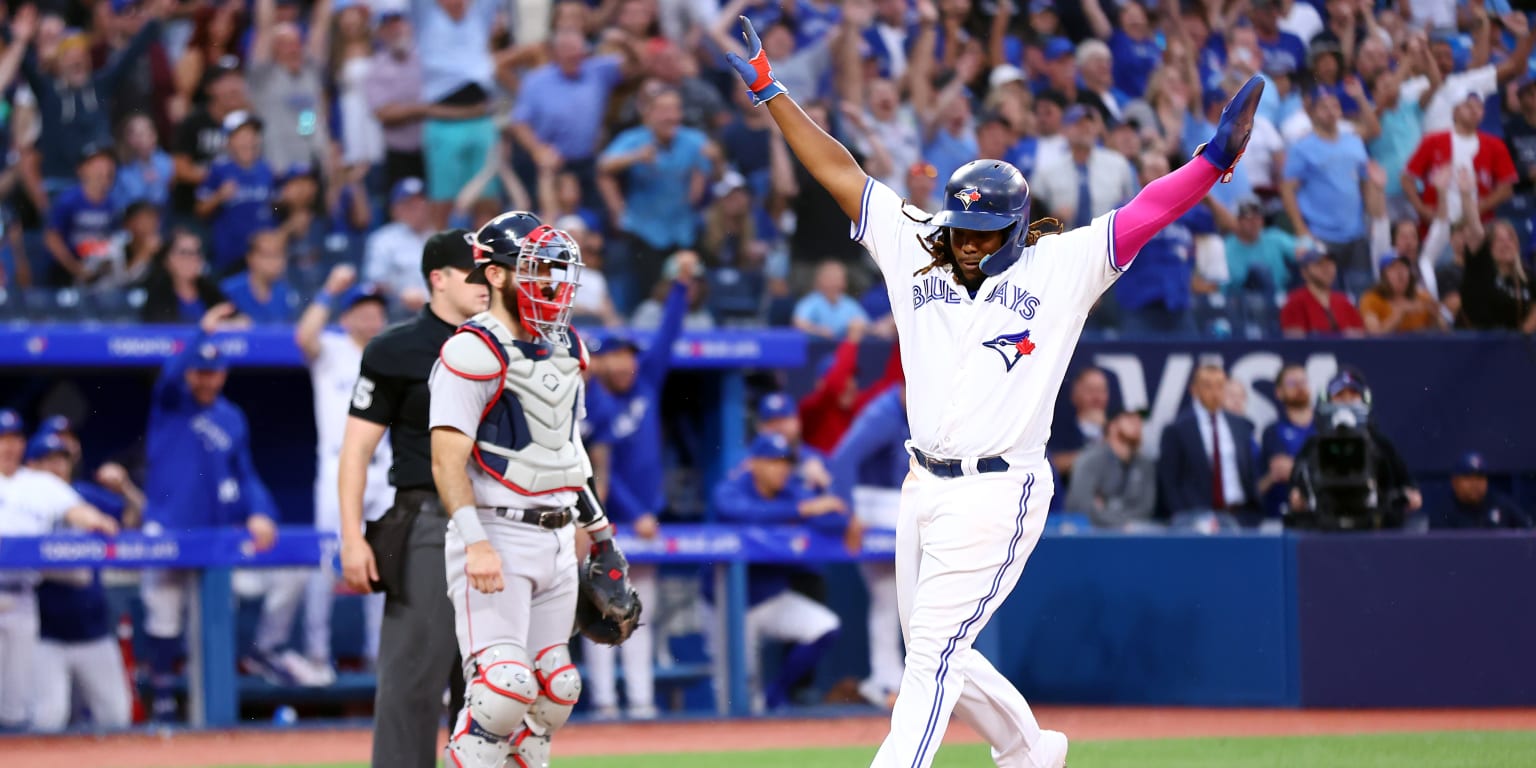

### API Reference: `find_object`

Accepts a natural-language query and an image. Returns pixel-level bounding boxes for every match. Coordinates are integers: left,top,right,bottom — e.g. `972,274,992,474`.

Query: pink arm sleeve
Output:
1111,160,1223,268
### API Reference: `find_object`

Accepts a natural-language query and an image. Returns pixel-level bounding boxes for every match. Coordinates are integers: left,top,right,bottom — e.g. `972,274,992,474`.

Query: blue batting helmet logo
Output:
954,186,982,210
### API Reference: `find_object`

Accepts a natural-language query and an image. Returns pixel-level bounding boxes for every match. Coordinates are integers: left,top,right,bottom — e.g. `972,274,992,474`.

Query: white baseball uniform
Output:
301,330,391,666
853,177,1126,768
0,468,87,728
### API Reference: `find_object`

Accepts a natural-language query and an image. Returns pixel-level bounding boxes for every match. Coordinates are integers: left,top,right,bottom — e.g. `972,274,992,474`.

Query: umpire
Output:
338,229,490,767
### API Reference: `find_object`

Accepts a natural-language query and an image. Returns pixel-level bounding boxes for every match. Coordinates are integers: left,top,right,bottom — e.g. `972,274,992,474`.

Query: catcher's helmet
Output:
465,210,543,285
930,160,1031,276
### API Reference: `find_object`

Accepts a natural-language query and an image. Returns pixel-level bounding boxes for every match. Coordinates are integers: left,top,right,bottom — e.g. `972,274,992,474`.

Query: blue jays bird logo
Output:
983,331,1036,371
955,186,982,210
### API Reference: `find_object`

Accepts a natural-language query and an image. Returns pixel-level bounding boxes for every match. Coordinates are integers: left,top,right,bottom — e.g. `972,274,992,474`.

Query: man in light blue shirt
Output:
512,31,625,166
1281,88,1372,294
598,87,713,314
793,260,869,339
510,30,631,215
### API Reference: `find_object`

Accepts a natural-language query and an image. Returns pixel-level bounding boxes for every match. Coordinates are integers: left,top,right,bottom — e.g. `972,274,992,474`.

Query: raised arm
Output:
0,6,37,96
250,0,276,65
1081,0,1114,40
99,0,166,92
1111,77,1264,266
1495,14,1535,83
295,265,356,362
834,0,873,104
726,17,869,223
306,0,334,65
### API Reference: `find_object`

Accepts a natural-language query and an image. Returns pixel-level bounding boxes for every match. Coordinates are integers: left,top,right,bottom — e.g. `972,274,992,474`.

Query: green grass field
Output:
225,730,1536,768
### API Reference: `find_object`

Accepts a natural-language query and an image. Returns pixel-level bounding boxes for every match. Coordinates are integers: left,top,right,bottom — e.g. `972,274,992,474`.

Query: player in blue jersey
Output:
139,307,285,720
582,252,696,720
710,433,848,713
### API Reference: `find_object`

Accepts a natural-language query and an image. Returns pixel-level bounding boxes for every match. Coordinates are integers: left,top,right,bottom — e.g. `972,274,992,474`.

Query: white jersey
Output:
853,177,1126,460
0,468,84,587
311,330,392,521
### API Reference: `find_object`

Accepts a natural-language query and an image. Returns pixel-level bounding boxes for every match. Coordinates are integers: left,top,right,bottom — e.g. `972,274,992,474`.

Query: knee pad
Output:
465,644,538,737
509,728,552,768
527,644,581,733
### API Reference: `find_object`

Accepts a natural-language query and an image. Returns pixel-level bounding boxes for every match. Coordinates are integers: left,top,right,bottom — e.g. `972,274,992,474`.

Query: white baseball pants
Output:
872,457,1053,768
445,515,578,664
0,589,38,727
31,636,132,731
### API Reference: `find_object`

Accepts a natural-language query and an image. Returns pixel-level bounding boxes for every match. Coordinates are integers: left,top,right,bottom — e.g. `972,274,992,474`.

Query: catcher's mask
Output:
470,221,583,347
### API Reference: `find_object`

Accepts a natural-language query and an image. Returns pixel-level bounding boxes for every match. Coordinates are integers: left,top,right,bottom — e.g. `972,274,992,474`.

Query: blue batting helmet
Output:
930,160,1031,276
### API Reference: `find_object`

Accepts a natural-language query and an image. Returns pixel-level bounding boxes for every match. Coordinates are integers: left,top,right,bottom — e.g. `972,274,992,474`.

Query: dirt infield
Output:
9,708,1536,768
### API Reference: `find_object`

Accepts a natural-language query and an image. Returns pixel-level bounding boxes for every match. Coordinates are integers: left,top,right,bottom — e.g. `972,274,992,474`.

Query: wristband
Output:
451,505,489,546
313,291,335,309
588,523,614,542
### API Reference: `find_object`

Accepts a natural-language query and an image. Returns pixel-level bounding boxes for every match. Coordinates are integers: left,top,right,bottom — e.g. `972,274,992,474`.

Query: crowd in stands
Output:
0,0,1524,335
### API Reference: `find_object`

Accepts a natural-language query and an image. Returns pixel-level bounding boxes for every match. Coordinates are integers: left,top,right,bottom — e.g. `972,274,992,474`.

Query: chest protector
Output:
441,312,588,496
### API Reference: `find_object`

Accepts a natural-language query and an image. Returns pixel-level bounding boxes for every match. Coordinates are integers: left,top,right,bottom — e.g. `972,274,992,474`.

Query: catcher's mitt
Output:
573,539,642,645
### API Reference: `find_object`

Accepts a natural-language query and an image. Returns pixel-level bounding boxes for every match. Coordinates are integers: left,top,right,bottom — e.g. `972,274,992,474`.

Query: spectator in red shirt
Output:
1401,93,1519,231
797,321,904,455
1280,244,1365,337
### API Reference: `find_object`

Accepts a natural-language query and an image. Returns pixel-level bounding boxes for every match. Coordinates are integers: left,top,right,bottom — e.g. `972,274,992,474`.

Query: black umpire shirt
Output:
349,306,458,492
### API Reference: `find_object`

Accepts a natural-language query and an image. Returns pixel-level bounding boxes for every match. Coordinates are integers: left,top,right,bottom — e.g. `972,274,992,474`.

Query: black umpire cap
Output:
419,228,476,285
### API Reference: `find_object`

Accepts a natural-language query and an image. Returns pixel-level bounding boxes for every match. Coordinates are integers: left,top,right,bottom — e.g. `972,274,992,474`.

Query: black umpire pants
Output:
372,492,464,768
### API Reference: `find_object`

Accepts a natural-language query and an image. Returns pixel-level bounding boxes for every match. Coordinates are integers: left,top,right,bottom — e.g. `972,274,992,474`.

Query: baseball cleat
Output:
1033,729,1069,768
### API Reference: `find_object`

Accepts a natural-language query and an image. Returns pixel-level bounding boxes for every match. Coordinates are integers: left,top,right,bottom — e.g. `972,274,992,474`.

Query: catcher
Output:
430,212,641,768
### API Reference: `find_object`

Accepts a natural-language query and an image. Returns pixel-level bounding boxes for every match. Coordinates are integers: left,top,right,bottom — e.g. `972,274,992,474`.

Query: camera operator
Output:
1287,369,1422,530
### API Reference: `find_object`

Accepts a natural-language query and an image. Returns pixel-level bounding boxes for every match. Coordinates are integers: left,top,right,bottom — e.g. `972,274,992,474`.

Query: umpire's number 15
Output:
352,377,376,410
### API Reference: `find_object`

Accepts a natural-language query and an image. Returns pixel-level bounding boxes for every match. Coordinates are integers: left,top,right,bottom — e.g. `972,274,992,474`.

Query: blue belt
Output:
912,449,1011,478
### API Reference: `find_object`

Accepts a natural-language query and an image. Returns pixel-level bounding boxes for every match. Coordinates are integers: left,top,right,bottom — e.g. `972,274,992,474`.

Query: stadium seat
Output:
706,267,766,324
86,288,136,323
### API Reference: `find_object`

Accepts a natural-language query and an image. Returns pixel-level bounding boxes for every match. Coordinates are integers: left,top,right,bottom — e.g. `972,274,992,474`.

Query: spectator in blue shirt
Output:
510,29,627,185
140,315,278,720
1281,88,1373,295
27,430,140,732
598,87,715,314
45,144,119,287
220,231,298,324
793,261,870,340
1258,362,1315,519
112,114,173,214
1104,0,1161,100
196,111,275,276
1249,0,1308,77
711,433,846,712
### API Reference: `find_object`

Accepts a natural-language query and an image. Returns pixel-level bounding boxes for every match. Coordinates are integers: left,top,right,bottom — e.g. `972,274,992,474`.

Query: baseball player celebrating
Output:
728,17,1263,768
293,267,393,681
429,216,639,768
